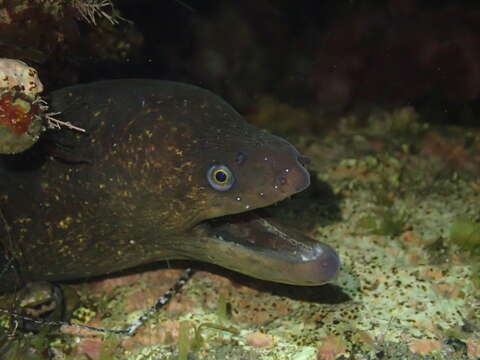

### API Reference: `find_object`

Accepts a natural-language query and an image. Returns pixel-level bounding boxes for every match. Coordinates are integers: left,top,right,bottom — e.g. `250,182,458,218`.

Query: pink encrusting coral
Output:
0,90,41,136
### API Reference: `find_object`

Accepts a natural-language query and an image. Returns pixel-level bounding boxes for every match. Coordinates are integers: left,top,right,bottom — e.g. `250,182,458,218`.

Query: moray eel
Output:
0,79,339,293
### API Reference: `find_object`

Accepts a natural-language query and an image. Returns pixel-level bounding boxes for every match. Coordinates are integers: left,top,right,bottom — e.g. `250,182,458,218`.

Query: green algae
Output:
472,263,480,290
214,293,231,322
98,335,121,360
448,217,480,291
0,326,55,360
449,217,480,255
367,106,428,137
177,321,192,360
356,206,408,237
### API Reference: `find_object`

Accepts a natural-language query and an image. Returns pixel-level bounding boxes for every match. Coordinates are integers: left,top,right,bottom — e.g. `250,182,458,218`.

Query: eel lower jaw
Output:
190,212,340,286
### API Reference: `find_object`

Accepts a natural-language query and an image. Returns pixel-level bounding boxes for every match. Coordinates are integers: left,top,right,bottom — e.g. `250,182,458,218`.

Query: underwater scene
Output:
0,0,479,359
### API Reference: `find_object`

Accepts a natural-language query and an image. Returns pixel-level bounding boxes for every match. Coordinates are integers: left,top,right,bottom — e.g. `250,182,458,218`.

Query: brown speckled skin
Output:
0,79,327,292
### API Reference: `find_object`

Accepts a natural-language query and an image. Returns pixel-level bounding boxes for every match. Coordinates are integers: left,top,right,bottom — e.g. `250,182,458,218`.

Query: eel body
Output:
0,79,339,292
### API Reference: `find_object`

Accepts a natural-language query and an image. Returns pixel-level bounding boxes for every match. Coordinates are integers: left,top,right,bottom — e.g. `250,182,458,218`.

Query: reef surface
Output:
1,106,479,360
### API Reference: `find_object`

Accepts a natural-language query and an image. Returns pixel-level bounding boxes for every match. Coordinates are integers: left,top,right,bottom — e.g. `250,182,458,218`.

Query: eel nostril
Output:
297,155,311,167
235,151,248,165
275,175,287,186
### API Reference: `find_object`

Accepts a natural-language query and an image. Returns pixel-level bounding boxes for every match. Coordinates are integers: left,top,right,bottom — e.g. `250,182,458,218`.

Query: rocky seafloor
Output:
1,106,479,360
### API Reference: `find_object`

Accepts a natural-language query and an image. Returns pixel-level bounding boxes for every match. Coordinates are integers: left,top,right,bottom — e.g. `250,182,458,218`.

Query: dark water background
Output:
3,0,480,129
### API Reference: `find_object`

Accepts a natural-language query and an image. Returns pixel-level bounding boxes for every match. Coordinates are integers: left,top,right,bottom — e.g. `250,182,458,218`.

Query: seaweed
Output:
175,321,239,360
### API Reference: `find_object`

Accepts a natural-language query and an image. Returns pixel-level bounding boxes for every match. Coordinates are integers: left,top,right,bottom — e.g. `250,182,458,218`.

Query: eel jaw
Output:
191,212,340,286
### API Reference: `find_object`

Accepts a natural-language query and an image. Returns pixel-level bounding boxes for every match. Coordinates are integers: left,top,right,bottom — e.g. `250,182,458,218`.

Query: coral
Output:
0,58,83,154
0,90,42,137
0,58,44,154
0,1,77,63
0,0,137,91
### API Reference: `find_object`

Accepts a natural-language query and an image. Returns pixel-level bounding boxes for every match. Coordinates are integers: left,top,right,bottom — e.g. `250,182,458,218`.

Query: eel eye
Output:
207,164,235,191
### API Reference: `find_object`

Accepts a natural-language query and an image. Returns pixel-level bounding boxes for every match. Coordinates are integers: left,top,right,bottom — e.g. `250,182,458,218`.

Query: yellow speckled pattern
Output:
0,79,322,291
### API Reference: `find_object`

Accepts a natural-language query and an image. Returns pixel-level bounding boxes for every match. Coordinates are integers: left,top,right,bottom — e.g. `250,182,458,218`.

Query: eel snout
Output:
195,212,340,286
212,144,313,218
273,154,311,194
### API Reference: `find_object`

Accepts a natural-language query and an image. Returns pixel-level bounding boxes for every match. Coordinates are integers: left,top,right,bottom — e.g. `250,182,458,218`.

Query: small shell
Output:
0,58,44,97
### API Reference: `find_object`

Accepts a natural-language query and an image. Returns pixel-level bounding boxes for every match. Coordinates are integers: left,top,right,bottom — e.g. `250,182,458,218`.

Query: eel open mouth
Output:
193,211,340,286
